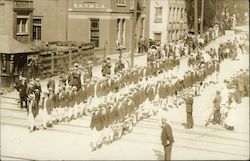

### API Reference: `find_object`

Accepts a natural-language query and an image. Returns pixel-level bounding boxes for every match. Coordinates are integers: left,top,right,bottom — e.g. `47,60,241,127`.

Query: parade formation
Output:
12,30,248,154
1,0,249,160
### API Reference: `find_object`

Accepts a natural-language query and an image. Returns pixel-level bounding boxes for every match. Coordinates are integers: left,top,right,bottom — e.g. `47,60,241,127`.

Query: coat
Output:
19,82,27,97
161,123,174,147
102,110,110,128
47,79,55,90
90,111,103,131
45,94,54,114
186,97,193,113
213,95,221,110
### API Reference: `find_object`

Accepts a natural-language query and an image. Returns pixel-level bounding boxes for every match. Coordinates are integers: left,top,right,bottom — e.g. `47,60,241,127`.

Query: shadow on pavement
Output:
152,148,164,160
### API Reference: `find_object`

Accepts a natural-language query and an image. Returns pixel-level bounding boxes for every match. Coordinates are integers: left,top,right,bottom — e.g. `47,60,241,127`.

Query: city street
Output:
1,28,249,160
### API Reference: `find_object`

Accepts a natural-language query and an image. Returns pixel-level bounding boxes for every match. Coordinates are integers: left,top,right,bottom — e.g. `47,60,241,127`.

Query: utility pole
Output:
194,0,198,36
200,0,204,34
129,0,137,69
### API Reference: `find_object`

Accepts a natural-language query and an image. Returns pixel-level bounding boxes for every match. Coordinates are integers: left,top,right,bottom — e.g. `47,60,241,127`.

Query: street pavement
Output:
0,28,249,160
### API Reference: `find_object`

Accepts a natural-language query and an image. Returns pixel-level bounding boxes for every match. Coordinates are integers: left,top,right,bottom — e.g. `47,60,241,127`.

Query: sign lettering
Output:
73,0,105,9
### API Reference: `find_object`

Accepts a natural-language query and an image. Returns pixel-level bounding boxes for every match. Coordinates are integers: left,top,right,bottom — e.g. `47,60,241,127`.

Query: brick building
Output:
0,0,150,55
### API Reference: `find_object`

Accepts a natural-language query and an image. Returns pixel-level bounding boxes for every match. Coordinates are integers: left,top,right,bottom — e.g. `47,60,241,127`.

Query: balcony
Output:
13,0,34,11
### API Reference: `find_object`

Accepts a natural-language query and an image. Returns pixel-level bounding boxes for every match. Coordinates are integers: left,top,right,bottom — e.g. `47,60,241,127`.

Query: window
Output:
154,33,161,44
169,7,172,22
168,31,172,42
177,8,180,21
17,17,28,34
90,19,99,47
33,18,41,41
117,0,126,6
154,7,162,23
116,18,126,48
173,7,175,22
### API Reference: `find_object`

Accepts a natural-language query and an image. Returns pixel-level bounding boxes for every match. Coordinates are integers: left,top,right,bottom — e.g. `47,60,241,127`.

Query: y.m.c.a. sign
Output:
72,0,107,10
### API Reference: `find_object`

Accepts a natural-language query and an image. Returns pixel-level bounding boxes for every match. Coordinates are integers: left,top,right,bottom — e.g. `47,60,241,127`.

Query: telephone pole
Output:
200,0,204,34
194,0,198,36
129,0,137,69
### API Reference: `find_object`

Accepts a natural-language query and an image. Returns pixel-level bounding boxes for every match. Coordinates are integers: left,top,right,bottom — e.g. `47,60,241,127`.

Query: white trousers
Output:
43,108,52,128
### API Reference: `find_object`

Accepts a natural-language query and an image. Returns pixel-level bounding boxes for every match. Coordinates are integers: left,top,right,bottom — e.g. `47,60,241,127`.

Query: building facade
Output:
168,0,188,42
149,0,188,46
0,0,150,55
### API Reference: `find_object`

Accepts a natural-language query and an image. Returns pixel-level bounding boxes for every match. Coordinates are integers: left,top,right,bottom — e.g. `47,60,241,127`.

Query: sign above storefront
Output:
73,0,106,9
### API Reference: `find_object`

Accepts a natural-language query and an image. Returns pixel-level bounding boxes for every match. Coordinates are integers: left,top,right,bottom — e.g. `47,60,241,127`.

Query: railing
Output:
33,42,97,79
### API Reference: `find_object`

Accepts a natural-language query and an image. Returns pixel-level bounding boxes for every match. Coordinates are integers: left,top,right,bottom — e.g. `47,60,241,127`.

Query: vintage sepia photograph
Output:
0,0,249,160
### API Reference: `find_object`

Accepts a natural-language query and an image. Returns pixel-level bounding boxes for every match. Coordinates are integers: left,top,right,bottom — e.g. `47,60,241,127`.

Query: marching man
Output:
90,105,103,151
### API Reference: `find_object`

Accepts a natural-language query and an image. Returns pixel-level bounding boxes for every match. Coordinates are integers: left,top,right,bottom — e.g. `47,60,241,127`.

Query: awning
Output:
0,35,35,54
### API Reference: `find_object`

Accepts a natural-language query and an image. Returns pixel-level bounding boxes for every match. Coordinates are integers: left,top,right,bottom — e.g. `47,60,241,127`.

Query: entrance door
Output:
15,54,27,76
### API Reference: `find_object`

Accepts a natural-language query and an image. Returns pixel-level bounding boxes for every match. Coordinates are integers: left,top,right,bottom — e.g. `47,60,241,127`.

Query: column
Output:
10,55,14,75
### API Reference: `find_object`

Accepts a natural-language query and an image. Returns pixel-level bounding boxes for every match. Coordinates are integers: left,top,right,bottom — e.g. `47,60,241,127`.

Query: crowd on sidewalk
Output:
205,68,249,130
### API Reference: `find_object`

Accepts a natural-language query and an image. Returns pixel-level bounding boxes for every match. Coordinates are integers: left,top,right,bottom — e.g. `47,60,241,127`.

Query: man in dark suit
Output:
213,90,222,124
185,93,194,129
161,117,174,160
19,77,28,110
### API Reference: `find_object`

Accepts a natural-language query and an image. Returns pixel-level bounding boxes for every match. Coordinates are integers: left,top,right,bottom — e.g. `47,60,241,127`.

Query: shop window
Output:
154,33,161,44
154,7,162,23
117,0,126,6
90,19,99,47
17,17,28,34
33,18,42,41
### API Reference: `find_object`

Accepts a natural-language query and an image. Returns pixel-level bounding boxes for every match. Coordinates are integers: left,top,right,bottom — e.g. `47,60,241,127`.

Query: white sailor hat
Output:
74,63,79,67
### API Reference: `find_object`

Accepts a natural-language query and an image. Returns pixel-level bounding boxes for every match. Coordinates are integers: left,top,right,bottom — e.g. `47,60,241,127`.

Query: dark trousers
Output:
213,110,221,123
20,96,27,109
164,145,172,160
187,112,194,128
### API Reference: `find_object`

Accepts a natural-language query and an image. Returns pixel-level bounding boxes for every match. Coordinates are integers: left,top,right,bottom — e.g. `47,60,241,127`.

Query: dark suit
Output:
19,82,28,109
161,123,174,160
186,97,194,128
213,94,221,123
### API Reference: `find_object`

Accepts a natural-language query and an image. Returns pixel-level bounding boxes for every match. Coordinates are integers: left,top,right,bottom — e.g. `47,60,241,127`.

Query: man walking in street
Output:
213,90,222,124
185,93,194,129
161,117,174,160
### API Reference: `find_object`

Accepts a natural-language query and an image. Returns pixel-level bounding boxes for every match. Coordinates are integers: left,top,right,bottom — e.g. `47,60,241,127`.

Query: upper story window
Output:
154,7,162,23
33,18,42,41
17,15,29,34
117,0,126,6
169,7,172,22
90,19,100,47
